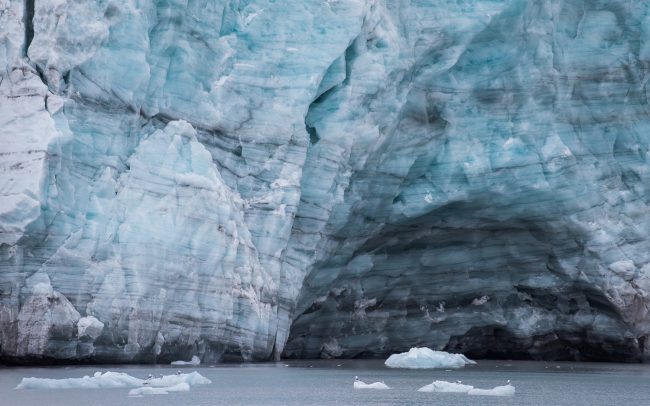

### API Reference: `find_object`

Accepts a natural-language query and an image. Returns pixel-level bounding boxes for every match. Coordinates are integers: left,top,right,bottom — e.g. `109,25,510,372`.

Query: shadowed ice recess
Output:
1,0,650,364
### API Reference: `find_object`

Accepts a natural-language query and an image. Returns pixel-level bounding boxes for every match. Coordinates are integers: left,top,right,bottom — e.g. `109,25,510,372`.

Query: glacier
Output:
1,0,650,364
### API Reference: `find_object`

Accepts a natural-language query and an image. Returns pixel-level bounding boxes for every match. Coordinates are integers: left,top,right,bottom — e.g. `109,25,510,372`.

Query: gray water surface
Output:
2,360,649,405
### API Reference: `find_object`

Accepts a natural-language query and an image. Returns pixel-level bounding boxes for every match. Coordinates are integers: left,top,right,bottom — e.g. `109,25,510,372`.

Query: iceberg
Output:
171,356,201,366
145,372,211,387
468,383,516,397
417,380,474,393
15,371,211,390
353,377,390,390
128,382,191,396
16,372,140,390
385,348,476,369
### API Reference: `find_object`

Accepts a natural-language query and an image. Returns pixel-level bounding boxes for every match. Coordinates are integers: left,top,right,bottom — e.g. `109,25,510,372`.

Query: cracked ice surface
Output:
1,0,650,363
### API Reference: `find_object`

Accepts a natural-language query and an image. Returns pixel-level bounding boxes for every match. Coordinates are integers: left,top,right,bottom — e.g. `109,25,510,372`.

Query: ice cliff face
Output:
1,0,650,363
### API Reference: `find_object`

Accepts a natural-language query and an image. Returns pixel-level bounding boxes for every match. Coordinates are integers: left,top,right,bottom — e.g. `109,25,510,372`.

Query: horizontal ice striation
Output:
1,0,650,363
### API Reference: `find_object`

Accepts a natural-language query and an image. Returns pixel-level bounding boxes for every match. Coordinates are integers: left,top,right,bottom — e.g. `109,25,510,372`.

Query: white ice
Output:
353,377,390,390
384,347,476,369
171,355,201,366
417,380,474,393
76,316,104,340
467,384,516,396
15,371,211,390
128,382,191,396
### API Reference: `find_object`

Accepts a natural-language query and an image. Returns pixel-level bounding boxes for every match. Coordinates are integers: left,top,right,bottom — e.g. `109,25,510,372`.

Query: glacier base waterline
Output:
1,0,650,364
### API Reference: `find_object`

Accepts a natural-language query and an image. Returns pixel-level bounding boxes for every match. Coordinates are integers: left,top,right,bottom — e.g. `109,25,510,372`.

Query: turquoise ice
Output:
1,0,649,363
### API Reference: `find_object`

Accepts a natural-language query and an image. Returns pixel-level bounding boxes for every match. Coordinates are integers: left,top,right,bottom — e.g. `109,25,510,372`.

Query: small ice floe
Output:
129,382,190,396
384,347,476,369
467,381,515,397
171,355,201,366
418,380,474,393
16,372,141,390
353,376,390,390
15,371,211,391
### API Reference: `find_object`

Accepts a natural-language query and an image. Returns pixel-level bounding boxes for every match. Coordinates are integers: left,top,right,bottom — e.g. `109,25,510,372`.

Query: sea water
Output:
2,360,649,405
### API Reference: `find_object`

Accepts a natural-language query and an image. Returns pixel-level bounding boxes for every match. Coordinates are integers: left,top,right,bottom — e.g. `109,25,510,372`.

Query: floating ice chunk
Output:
16,372,141,390
354,381,390,390
353,376,390,390
384,348,476,369
171,355,201,366
149,371,211,387
15,371,211,390
128,382,191,396
467,383,515,396
418,380,474,393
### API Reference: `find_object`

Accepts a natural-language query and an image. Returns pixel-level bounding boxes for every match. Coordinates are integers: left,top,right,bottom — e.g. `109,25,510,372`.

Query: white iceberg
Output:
418,380,474,393
16,372,141,389
468,383,515,397
15,371,211,390
147,371,211,387
353,376,390,390
384,347,476,369
128,382,191,396
171,355,201,366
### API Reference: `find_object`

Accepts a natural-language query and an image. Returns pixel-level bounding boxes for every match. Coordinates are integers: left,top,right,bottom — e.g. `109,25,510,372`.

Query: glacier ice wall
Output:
1,0,650,363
